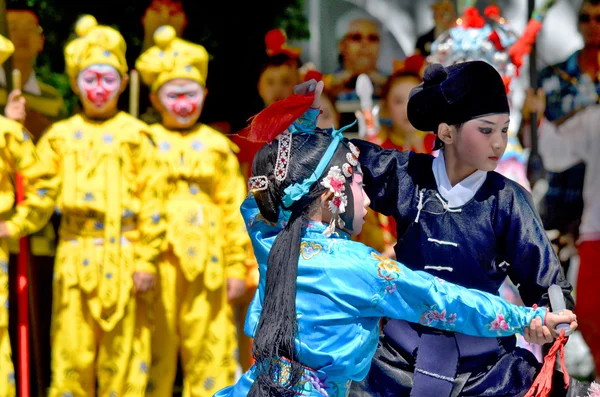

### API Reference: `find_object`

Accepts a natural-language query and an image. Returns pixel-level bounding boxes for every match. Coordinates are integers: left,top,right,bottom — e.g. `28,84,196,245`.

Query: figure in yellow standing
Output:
36,16,165,397
135,26,249,397
0,33,57,397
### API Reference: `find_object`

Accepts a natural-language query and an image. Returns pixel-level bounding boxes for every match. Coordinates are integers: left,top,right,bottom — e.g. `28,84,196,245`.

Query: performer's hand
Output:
521,88,546,122
227,278,246,303
294,79,324,109
133,272,156,293
5,89,26,124
526,310,577,344
524,317,553,344
0,222,10,239
545,310,578,338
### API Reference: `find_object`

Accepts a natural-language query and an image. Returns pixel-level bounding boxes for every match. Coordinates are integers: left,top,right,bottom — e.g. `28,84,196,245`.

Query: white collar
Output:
432,150,488,208
0,68,41,95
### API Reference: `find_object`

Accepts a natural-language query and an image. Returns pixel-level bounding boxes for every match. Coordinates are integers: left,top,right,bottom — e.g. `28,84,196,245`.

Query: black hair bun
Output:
423,63,448,86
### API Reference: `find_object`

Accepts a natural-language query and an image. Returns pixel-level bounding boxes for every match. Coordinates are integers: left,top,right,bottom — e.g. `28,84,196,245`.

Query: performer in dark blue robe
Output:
348,61,590,397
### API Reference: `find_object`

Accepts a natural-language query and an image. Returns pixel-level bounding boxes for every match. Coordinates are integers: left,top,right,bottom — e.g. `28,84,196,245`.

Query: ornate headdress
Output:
392,54,427,79
136,25,209,91
428,0,555,93
64,15,128,78
247,92,359,236
265,29,301,59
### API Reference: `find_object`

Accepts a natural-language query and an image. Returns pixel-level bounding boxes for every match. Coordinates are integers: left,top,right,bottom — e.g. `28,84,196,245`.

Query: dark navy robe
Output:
348,140,582,397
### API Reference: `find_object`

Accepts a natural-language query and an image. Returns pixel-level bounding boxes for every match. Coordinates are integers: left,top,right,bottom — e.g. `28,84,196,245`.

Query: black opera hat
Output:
407,61,509,137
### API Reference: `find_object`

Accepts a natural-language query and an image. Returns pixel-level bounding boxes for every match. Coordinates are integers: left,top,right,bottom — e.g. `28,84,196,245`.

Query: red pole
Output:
15,173,30,397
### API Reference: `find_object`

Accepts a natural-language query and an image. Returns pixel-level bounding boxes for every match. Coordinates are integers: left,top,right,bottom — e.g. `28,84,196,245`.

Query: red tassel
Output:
488,30,504,51
484,5,501,19
502,76,512,94
523,330,570,397
509,19,543,74
304,70,323,82
243,93,315,143
462,7,486,29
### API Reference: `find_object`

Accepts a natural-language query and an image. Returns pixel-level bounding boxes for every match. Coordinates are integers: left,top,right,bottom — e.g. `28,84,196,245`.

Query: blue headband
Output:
281,121,356,208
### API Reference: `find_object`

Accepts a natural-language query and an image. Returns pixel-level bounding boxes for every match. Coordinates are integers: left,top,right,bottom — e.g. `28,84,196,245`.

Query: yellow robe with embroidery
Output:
36,112,165,397
146,123,248,397
0,116,56,397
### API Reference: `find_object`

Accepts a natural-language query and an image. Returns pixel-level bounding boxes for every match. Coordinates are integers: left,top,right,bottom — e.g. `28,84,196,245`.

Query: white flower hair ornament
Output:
320,166,348,237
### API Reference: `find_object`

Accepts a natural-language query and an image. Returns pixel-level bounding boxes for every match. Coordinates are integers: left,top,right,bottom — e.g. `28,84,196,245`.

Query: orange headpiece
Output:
392,54,427,78
265,29,301,58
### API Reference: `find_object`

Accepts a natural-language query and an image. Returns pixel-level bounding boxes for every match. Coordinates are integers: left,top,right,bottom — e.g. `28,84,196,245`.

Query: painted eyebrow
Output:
478,119,511,125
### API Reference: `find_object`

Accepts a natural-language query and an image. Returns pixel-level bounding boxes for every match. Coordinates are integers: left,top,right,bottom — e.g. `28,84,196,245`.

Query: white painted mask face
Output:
77,64,121,110
158,79,204,125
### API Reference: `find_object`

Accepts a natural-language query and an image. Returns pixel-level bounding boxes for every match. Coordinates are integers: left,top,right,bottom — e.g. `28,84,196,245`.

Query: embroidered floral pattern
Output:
372,252,401,281
488,312,511,334
419,305,457,328
370,252,403,307
300,241,323,260
307,373,329,396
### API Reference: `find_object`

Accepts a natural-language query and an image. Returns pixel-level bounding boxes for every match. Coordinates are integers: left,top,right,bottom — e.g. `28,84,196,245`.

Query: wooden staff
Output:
129,69,140,119
12,69,31,397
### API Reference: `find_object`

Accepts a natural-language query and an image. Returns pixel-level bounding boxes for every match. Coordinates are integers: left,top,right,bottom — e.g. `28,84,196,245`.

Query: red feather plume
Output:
265,28,301,58
243,93,315,143
304,70,323,82
484,5,501,20
488,30,504,51
462,7,486,29
509,19,543,74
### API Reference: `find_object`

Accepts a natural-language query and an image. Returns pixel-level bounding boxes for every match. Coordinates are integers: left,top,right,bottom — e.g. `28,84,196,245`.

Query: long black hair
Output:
248,130,354,396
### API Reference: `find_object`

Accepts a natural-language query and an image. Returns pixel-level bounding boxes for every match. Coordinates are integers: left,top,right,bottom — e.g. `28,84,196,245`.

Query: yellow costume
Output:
0,33,57,397
38,17,164,397
136,26,249,397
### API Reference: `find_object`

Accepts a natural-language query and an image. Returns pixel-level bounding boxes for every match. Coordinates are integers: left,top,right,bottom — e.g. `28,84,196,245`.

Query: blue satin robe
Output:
214,197,547,397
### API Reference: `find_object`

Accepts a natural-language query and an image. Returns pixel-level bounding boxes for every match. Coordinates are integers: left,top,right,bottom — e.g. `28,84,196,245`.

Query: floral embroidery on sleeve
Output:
487,312,522,335
419,305,457,328
370,252,403,307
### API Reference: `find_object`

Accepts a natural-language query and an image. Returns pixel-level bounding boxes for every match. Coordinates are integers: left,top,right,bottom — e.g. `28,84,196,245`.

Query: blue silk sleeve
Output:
344,247,547,337
291,107,320,133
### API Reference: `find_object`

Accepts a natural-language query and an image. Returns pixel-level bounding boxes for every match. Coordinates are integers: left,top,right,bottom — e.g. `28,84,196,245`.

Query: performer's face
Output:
76,65,124,117
156,78,205,129
453,114,509,172
432,2,456,31
340,20,381,74
7,11,43,63
579,2,600,47
258,64,299,107
387,76,421,136
343,170,370,236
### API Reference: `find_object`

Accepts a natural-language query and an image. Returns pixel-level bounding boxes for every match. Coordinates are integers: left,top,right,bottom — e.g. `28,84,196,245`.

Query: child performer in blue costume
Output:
213,80,577,397
349,61,591,397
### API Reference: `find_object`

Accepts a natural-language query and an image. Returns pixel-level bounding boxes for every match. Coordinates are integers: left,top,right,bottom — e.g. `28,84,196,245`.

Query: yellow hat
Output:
64,15,128,79
0,34,15,66
136,25,209,92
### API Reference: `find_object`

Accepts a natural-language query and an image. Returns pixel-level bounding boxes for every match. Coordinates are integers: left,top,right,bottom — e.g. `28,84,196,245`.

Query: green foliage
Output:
5,0,309,126
275,0,310,40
